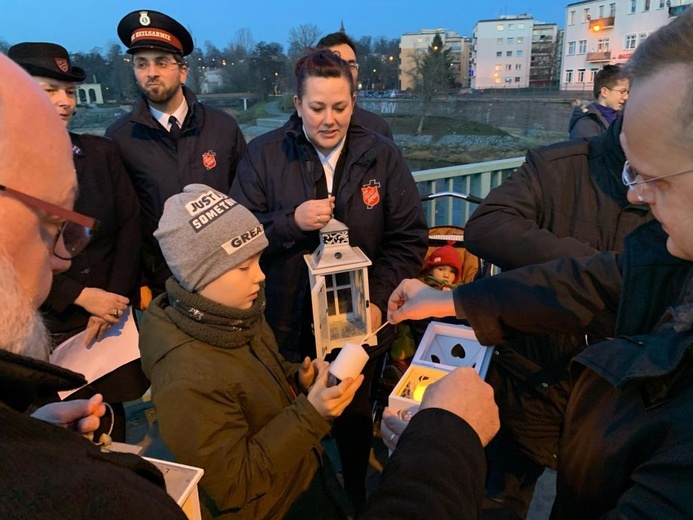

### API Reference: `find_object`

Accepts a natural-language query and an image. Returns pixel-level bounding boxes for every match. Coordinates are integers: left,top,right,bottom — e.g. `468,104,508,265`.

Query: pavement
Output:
124,397,555,519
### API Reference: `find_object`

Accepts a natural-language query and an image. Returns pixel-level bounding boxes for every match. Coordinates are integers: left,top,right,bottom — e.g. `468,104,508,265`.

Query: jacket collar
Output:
0,349,86,412
130,85,201,131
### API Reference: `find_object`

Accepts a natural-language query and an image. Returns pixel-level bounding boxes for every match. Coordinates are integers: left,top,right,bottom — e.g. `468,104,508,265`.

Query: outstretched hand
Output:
387,278,457,324
294,196,335,231
31,394,106,434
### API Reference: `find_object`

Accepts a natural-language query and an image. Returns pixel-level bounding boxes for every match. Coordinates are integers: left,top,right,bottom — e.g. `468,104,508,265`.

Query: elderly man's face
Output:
622,64,693,261
0,55,76,310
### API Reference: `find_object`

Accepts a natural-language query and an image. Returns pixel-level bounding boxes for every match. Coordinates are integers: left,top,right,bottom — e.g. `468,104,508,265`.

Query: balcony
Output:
589,16,615,31
669,3,691,17
586,51,611,62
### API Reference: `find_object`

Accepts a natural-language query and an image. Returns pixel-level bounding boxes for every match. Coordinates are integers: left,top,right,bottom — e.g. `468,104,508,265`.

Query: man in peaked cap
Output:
106,9,247,297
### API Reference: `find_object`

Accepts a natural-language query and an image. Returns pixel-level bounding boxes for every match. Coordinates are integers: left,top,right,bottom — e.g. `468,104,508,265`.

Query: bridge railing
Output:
412,157,525,228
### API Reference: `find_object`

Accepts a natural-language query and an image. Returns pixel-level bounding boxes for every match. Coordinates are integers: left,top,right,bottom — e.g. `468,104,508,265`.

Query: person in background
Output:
0,52,186,519
317,31,393,138
231,50,427,510
139,184,361,519
568,64,629,140
106,9,246,296
418,243,463,291
463,116,651,517
9,41,148,442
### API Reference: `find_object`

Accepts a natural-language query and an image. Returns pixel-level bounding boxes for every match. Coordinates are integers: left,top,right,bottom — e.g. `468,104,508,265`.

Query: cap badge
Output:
55,58,69,73
202,150,217,170
139,11,151,26
361,179,381,209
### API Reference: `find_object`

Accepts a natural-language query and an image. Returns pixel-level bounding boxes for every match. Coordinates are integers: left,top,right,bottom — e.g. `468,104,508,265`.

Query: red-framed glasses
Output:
0,183,98,260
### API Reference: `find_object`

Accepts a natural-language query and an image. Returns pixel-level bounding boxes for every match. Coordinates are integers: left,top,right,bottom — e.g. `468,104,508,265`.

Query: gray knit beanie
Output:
155,184,268,292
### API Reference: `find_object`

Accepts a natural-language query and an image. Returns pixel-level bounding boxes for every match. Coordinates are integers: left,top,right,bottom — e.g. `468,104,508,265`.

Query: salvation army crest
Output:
202,150,217,170
55,58,69,73
139,11,151,26
361,179,381,209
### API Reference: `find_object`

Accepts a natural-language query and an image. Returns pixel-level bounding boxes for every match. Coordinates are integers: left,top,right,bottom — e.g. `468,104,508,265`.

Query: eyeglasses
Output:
133,58,183,71
608,87,629,96
622,160,693,193
347,61,360,71
0,184,98,260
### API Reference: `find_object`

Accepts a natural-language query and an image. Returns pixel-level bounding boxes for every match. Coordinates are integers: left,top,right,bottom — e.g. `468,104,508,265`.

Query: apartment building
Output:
531,23,561,86
561,0,692,91
399,29,472,90
471,15,534,89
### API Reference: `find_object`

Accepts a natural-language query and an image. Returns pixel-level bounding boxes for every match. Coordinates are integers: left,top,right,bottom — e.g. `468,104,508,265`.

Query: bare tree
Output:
234,28,255,55
287,23,321,61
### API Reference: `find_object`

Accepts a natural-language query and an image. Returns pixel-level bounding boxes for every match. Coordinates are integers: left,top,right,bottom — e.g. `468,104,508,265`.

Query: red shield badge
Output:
202,150,217,170
55,58,69,73
361,179,381,209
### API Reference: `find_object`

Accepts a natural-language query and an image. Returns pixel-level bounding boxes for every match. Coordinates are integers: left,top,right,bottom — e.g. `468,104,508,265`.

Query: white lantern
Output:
304,218,375,358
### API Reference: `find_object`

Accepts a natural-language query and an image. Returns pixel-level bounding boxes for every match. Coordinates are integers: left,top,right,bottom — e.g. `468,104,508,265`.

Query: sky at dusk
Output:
1,1,567,53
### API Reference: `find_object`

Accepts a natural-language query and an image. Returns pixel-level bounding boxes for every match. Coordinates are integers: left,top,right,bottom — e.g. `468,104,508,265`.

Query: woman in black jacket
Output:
231,50,428,509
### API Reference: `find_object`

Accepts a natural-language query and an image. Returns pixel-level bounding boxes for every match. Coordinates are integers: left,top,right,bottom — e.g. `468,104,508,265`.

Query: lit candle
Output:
412,379,432,402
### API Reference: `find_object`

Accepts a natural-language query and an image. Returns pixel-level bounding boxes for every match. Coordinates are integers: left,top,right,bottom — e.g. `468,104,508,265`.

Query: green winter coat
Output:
139,284,349,519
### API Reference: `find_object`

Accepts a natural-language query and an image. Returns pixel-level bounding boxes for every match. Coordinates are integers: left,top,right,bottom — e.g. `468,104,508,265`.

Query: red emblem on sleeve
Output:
361,179,381,209
202,150,217,170
55,58,69,73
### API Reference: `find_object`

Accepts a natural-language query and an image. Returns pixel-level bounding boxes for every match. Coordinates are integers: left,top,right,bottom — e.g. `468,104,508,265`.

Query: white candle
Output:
328,343,369,383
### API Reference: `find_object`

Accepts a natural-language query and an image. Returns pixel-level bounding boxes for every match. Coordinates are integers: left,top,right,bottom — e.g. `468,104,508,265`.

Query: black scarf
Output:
163,277,266,349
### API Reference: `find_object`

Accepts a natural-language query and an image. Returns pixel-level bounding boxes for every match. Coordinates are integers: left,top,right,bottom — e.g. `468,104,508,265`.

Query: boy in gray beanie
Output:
138,184,361,519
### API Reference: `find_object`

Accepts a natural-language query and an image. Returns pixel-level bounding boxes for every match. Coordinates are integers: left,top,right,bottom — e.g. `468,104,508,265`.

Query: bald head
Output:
0,53,77,311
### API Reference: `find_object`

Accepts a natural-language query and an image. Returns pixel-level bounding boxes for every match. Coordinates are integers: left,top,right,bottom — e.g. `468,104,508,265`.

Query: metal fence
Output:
413,157,525,227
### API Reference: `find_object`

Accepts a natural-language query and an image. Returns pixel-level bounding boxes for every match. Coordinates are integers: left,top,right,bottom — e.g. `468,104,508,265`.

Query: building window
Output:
497,38,504,44
643,0,650,11
496,51,502,57
639,32,648,44
598,38,610,51
590,68,598,81
630,0,637,14
494,77,502,84
658,0,665,7
514,77,521,82
516,50,524,57
583,8,591,22
599,4,605,17
518,23,525,29
577,69,585,82
515,64,522,70
508,23,514,30
625,34,637,49
497,24,504,31
495,64,502,71
517,37,524,43
507,37,514,44
566,69,573,83
568,41,576,55
610,3,617,16
579,40,587,54
569,10,576,25
506,51,513,57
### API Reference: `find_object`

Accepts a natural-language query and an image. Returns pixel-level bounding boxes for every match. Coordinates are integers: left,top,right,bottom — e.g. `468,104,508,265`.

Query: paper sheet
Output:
49,306,140,399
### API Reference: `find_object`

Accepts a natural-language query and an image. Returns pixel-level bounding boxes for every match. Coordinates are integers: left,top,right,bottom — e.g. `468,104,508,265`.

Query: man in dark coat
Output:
0,52,186,520
106,10,246,293
317,31,393,138
387,9,693,517
463,117,651,516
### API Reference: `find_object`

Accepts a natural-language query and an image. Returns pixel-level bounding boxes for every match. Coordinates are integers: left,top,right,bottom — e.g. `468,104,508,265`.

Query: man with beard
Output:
106,9,246,295
0,52,186,518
